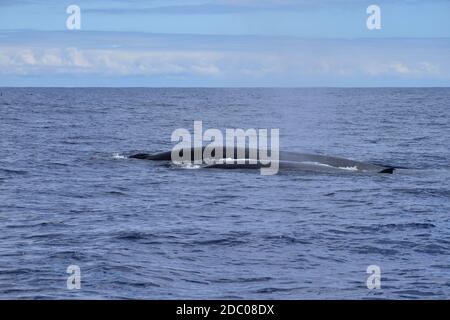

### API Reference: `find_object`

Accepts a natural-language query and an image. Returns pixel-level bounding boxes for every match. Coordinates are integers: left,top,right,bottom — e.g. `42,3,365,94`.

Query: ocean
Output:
0,88,449,299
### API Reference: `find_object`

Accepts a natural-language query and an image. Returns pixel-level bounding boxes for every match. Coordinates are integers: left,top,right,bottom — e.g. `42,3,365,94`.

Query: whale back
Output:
130,147,394,174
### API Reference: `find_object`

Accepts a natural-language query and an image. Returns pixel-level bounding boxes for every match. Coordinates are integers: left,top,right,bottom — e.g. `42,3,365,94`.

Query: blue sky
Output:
0,0,449,86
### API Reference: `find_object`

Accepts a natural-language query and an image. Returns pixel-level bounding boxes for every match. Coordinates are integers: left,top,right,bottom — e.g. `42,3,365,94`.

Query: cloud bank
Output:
1,31,449,86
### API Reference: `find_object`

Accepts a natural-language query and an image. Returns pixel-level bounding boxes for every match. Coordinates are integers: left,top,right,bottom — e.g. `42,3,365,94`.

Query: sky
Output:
0,0,449,86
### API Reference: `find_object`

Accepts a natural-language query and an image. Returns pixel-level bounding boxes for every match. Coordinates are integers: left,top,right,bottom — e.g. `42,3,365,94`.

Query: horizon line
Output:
1,86,450,89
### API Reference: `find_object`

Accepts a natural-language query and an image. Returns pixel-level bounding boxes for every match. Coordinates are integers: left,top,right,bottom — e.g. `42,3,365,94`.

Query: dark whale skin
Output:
130,147,395,174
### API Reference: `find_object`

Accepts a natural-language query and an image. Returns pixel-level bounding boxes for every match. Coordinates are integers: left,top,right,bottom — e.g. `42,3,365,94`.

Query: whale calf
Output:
130,147,395,174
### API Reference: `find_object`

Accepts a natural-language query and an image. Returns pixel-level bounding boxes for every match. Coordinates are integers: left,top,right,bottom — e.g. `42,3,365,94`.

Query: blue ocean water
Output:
0,88,449,299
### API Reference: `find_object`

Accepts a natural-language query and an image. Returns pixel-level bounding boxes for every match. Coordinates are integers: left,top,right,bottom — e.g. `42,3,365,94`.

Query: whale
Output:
129,147,395,174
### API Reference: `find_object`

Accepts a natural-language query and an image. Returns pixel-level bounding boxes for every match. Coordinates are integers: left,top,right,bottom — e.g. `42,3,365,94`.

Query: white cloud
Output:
363,60,443,77
0,46,227,76
390,62,410,75
0,34,449,84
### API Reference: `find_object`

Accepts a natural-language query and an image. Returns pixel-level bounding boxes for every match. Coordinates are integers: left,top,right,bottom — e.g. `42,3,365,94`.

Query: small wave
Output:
112,153,127,160
173,162,202,169
301,161,358,171
114,231,179,243
347,222,435,233
106,190,128,196
338,166,358,171
0,168,28,175
300,161,333,167
353,245,399,256
255,287,297,294
192,237,246,246
115,231,152,240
